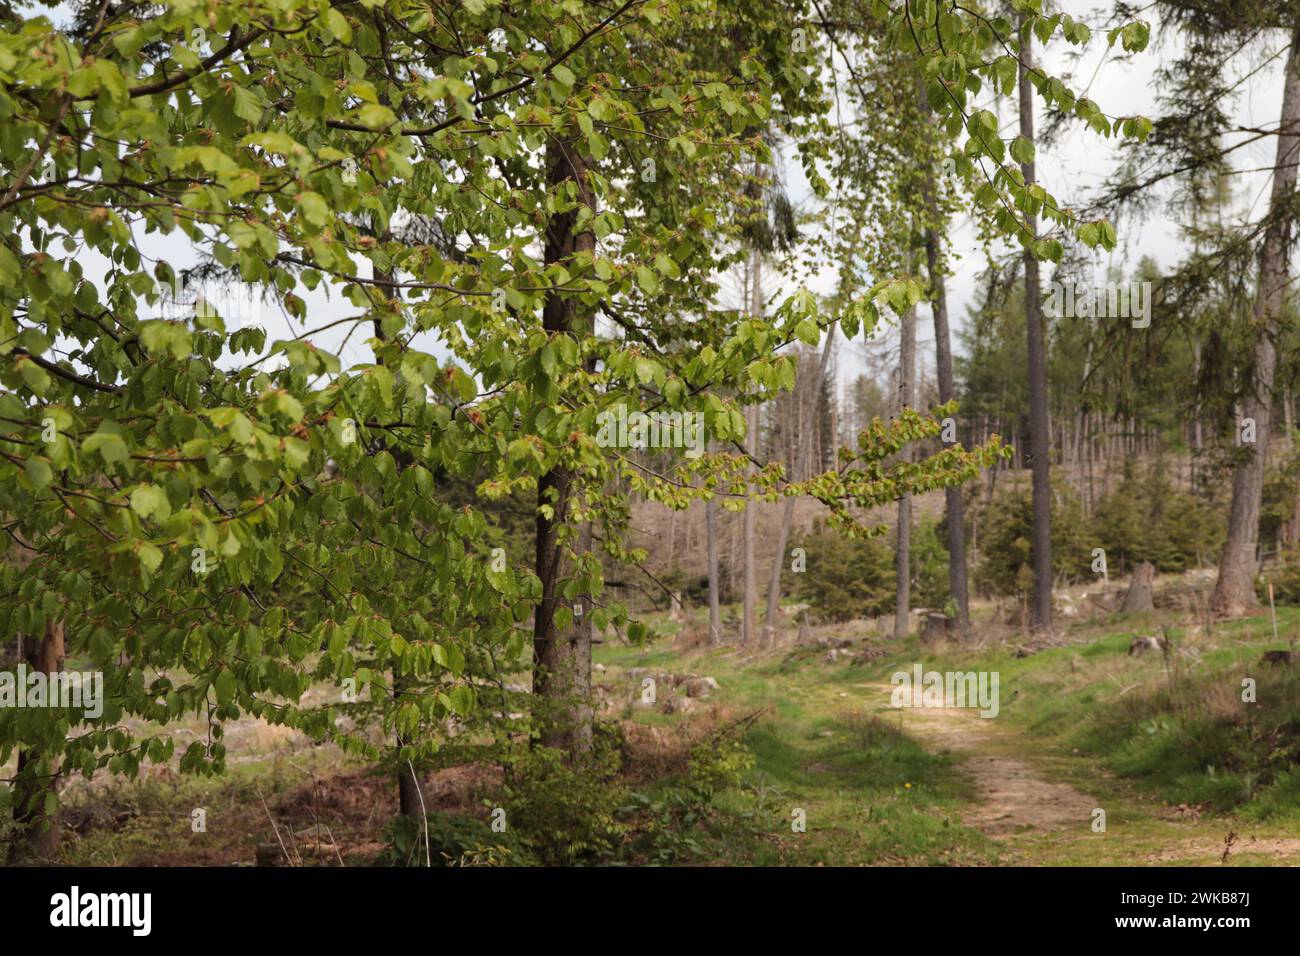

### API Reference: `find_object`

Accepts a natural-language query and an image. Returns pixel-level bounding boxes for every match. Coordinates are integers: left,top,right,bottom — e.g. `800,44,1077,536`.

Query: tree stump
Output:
1122,561,1156,613
920,612,952,642
669,592,686,624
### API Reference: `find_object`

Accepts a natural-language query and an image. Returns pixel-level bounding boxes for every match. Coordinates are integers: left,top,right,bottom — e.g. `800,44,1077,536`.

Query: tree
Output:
916,86,972,635
1211,26,1300,617
895,296,917,639
0,0,1145,859
1018,16,1054,634
532,133,598,753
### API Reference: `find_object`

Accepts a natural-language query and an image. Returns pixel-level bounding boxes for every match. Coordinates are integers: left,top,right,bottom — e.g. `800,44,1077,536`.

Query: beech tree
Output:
0,0,1148,859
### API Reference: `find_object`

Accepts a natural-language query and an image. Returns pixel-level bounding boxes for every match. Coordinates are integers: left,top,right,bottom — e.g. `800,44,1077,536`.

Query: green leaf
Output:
635,265,659,295
24,457,52,488
82,428,129,465
297,191,329,229
130,484,172,521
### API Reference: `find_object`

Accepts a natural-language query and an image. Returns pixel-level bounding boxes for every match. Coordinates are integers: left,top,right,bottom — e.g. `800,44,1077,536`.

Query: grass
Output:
596,599,1300,865
20,596,1300,866
595,639,1000,865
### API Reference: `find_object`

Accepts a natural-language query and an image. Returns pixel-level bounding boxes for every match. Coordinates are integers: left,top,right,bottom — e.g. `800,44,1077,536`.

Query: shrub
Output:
974,478,1089,597
618,723,760,864
1093,457,1223,574
499,724,628,864
791,523,895,622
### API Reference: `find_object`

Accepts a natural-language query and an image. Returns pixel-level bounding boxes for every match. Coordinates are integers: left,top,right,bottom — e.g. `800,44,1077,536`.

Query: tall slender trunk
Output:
922,198,970,634
1212,27,1300,617
895,299,916,640
1286,389,1300,548
1191,338,1203,489
741,248,762,645
706,489,723,644
533,134,596,752
764,330,836,643
11,619,64,860
1019,23,1053,634
369,256,424,822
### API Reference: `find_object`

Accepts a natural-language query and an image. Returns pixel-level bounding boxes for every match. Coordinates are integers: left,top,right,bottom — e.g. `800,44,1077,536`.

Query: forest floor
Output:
24,582,1300,866
592,597,1300,866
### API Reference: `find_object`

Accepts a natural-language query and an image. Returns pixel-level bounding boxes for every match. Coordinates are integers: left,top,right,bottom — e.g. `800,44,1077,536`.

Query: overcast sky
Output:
39,2,1298,400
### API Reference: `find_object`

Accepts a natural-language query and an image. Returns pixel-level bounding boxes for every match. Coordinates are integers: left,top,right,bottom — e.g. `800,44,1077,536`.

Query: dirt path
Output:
856,681,1300,864
861,682,1100,838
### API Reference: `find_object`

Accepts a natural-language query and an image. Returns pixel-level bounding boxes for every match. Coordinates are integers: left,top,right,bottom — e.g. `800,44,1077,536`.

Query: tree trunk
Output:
741,248,762,645
1212,27,1300,617
11,618,65,861
1019,24,1053,635
922,195,970,635
533,133,597,753
706,490,723,644
764,329,836,644
370,257,424,823
1122,561,1156,614
895,299,916,640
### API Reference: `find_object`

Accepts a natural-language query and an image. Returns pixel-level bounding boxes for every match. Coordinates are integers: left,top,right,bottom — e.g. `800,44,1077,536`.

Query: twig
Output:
407,759,431,868
257,788,295,867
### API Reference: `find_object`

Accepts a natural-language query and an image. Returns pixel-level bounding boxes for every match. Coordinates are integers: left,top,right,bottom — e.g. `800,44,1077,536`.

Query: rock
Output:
851,645,885,665
1128,634,1166,657
662,696,696,714
683,677,719,698
816,636,853,649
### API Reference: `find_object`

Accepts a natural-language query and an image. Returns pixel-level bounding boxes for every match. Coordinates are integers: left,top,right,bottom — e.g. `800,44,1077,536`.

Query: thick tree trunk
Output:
11,618,65,861
764,330,836,644
1019,26,1053,635
895,300,916,640
1122,561,1156,614
1212,28,1300,617
533,134,597,753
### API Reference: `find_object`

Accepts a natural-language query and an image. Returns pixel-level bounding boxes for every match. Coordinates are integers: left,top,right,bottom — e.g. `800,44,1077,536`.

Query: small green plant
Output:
618,721,760,864
499,724,628,865
385,811,535,867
